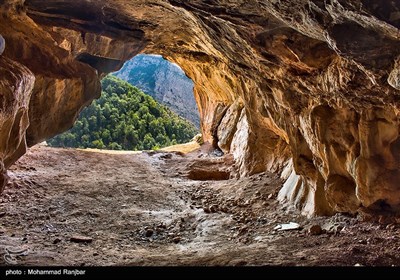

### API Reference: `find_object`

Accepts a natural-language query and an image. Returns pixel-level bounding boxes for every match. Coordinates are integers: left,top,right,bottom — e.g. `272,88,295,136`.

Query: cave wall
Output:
1,0,400,216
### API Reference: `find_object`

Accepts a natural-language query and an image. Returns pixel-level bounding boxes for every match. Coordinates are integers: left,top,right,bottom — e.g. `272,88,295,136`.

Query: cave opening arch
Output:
47,53,201,152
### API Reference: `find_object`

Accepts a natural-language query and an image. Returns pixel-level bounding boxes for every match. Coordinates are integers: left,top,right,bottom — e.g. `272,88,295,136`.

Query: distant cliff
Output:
113,54,200,128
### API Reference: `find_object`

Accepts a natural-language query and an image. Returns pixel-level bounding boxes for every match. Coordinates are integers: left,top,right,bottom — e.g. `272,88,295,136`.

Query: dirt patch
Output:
0,145,400,266
186,156,233,181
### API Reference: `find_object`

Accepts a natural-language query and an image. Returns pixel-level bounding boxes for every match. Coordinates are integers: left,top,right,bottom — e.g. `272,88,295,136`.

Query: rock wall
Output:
1,0,400,216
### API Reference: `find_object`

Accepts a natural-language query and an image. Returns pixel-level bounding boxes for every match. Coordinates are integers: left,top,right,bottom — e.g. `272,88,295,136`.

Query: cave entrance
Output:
47,54,200,152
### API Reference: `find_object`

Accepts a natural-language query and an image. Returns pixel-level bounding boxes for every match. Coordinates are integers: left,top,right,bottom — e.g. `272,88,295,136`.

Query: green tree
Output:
91,139,105,149
143,133,156,150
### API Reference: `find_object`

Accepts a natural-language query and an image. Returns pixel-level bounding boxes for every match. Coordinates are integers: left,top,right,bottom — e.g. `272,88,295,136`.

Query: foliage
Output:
48,76,199,150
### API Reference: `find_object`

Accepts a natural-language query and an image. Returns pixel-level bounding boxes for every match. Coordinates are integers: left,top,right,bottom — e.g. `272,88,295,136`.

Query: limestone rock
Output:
388,58,400,90
217,100,243,154
231,110,250,176
0,57,35,191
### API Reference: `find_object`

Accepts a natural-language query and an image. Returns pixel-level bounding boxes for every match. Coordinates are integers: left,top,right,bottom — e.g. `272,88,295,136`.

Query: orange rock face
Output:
1,0,400,216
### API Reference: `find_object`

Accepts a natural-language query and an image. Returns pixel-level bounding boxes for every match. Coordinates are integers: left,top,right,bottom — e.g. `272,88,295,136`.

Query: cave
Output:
1,0,400,267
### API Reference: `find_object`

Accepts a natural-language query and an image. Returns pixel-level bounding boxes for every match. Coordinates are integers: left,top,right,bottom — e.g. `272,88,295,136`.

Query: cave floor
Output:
1,145,400,267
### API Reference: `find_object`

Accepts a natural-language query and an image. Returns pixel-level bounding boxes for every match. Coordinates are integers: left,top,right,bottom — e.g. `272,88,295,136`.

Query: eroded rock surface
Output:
1,0,400,216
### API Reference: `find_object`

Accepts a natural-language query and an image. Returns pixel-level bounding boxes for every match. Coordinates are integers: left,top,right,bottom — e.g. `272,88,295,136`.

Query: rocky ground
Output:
1,144,400,267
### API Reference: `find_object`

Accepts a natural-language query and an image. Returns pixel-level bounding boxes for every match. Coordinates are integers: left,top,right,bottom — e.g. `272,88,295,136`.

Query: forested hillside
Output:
113,54,200,127
48,76,198,150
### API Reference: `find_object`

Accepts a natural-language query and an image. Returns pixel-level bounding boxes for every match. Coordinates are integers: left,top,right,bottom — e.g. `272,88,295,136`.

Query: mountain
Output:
47,76,199,151
113,54,200,128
